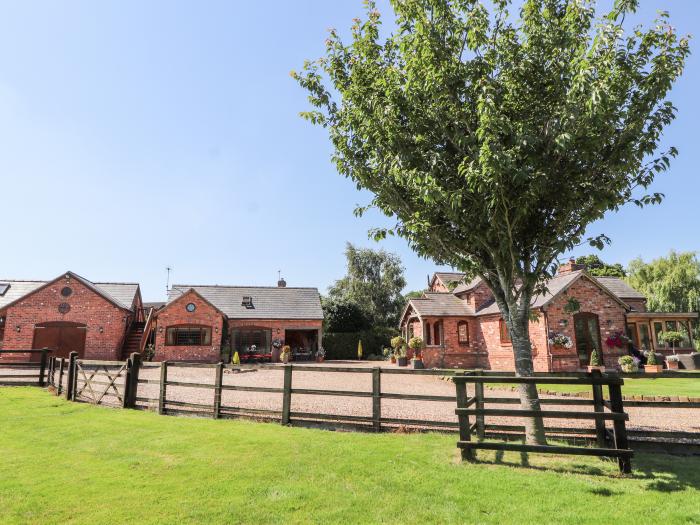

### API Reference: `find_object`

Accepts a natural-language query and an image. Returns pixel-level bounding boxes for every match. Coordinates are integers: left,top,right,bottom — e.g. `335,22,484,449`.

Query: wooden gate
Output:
74,360,127,406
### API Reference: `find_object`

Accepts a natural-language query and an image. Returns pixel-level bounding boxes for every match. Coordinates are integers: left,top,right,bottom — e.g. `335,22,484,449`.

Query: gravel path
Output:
3,362,699,436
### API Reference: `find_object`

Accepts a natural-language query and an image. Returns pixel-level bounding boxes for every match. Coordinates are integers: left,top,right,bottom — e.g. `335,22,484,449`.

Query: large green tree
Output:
294,0,688,443
575,254,625,277
328,243,407,328
627,251,700,313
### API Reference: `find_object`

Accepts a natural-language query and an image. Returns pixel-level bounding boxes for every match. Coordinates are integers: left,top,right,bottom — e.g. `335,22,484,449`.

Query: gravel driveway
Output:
3,361,699,438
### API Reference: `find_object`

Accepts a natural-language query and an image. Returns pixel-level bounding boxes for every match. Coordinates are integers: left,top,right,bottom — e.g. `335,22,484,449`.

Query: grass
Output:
1,388,699,524
490,377,700,398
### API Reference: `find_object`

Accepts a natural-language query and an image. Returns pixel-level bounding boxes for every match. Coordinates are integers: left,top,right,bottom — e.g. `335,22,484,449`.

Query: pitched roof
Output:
594,277,646,300
167,285,323,320
433,272,466,285
0,274,139,311
406,292,474,318
452,277,483,294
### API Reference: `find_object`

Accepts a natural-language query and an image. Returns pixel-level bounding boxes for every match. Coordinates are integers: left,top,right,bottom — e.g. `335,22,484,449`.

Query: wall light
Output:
99,326,104,334
559,319,568,328
158,326,164,333
15,325,21,333
606,319,613,327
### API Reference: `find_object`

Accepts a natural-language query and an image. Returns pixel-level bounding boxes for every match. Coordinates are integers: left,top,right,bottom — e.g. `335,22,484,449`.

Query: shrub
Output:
659,330,684,351
408,337,423,350
589,348,602,367
323,328,397,360
390,336,404,350
618,355,638,372
646,349,658,365
232,351,240,365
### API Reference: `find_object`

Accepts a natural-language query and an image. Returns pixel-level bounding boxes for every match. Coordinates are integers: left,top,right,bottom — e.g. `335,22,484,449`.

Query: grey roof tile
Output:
408,292,474,317
594,277,646,300
168,285,323,320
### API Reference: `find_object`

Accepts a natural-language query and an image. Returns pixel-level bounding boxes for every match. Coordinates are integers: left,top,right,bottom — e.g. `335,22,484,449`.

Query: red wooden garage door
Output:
32,321,87,360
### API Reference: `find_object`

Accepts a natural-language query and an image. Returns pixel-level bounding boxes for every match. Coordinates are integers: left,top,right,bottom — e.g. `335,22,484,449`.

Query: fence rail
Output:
453,371,633,473
0,349,51,386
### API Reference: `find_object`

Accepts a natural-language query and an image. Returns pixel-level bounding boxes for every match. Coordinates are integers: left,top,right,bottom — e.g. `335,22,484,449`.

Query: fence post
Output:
126,352,142,409
455,373,474,461
474,370,485,440
65,352,78,400
281,364,292,425
158,361,168,415
608,378,632,474
46,356,54,387
372,367,381,432
38,348,48,387
213,361,224,419
57,358,65,396
590,369,607,448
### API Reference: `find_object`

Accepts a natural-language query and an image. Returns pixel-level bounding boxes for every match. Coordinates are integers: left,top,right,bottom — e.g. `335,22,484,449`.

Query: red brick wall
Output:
153,291,225,362
475,312,550,372
543,276,627,371
421,316,488,368
0,275,129,361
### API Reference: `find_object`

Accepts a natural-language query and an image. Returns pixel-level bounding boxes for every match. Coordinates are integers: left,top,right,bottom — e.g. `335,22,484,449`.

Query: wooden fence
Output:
453,371,633,473
0,349,50,386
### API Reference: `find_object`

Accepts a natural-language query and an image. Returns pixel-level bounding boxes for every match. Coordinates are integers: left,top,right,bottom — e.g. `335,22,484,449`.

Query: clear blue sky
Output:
0,1,698,301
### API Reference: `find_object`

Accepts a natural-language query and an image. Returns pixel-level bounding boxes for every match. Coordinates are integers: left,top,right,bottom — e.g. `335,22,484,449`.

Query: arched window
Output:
499,319,511,344
425,322,432,345
458,321,469,345
434,322,441,346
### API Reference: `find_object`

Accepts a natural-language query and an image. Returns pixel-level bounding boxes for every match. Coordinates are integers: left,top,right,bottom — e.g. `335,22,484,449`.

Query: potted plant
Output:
644,349,663,373
383,347,396,364
666,354,680,370
587,347,605,372
396,346,408,367
280,345,291,364
409,336,424,369
143,343,155,362
659,330,684,355
618,355,639,373
548,332,573,350
316,347,326,363
232,351,241,365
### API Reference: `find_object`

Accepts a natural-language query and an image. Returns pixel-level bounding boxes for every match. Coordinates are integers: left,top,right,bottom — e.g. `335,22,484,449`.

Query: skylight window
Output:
0,283,9,296
241,296,254,309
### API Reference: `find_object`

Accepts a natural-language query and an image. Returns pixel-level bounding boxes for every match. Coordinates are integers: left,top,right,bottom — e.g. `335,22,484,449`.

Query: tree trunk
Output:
507,304,547,445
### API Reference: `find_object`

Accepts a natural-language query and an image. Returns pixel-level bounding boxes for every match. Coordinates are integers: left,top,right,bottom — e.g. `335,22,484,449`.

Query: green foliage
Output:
563,297,581,315
646,350,658,366
143,343,155,362
659,330,684,350
404,290,424,300
627,251,700,313
575,255,626,277
232,351,240,365
294,0,689,379
323,328,397,360
322,297,370,332
327,243,407,328
589,348,602,367
618,355,638,373
390,336,404,350
408,336,423,350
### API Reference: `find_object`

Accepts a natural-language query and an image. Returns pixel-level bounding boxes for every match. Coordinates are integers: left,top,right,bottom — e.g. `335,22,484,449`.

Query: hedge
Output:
323,328,397,360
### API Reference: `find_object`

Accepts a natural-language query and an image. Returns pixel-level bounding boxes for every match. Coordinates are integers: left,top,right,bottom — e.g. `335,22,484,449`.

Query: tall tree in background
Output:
575,255,626,277
328,243,407,328
627,251,700,313
294,0,688,444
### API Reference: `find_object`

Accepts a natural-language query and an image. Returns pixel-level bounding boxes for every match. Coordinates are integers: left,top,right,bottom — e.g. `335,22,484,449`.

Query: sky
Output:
0,1,698,302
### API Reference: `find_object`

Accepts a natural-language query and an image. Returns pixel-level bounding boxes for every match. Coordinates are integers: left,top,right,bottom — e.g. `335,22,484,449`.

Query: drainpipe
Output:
543,307,553,371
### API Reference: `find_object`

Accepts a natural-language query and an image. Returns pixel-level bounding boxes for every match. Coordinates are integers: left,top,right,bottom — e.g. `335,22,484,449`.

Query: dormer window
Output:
241,296,254,309
0,283,9,296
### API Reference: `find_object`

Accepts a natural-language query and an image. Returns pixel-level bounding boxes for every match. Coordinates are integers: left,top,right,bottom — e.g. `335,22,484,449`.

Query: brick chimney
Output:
277,277,287,287
558,258,585,275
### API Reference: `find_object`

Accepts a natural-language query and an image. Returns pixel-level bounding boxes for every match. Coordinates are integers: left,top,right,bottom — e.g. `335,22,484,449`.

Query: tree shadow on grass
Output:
467,447,700,492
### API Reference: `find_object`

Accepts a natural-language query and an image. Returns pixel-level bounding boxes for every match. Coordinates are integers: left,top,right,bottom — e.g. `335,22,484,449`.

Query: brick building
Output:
147,280,324,363
400,262,698,372
0,271,143,361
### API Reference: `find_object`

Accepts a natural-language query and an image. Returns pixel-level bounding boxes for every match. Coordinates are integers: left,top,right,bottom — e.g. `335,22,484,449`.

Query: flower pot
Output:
397,357,408,367
412,359,425,370
316,356,325,363
271,348,281,363
390,356,396,364
587,365,605,373
666,360,679,370
644,364,663,373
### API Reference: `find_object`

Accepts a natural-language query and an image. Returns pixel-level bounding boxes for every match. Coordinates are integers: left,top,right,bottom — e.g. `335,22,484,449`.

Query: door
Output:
573,313,602,367
626,323,639,351
32,322,86,360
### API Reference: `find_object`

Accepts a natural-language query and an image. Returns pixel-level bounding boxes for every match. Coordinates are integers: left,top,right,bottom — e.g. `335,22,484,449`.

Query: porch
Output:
626,312,698,355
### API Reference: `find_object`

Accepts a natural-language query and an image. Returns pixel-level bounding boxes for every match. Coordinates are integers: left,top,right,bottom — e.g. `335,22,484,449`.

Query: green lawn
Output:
1,388,699,524
491,376,700,398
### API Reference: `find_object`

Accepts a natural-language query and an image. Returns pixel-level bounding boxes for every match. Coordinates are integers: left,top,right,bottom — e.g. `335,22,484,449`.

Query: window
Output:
241,296,254,309
433,322,441,346
0,283,9,296
655,320,692,348
499,319,511,344
232,328,271,354
166,325,212,346
458,321,469,344
425,322,432,345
